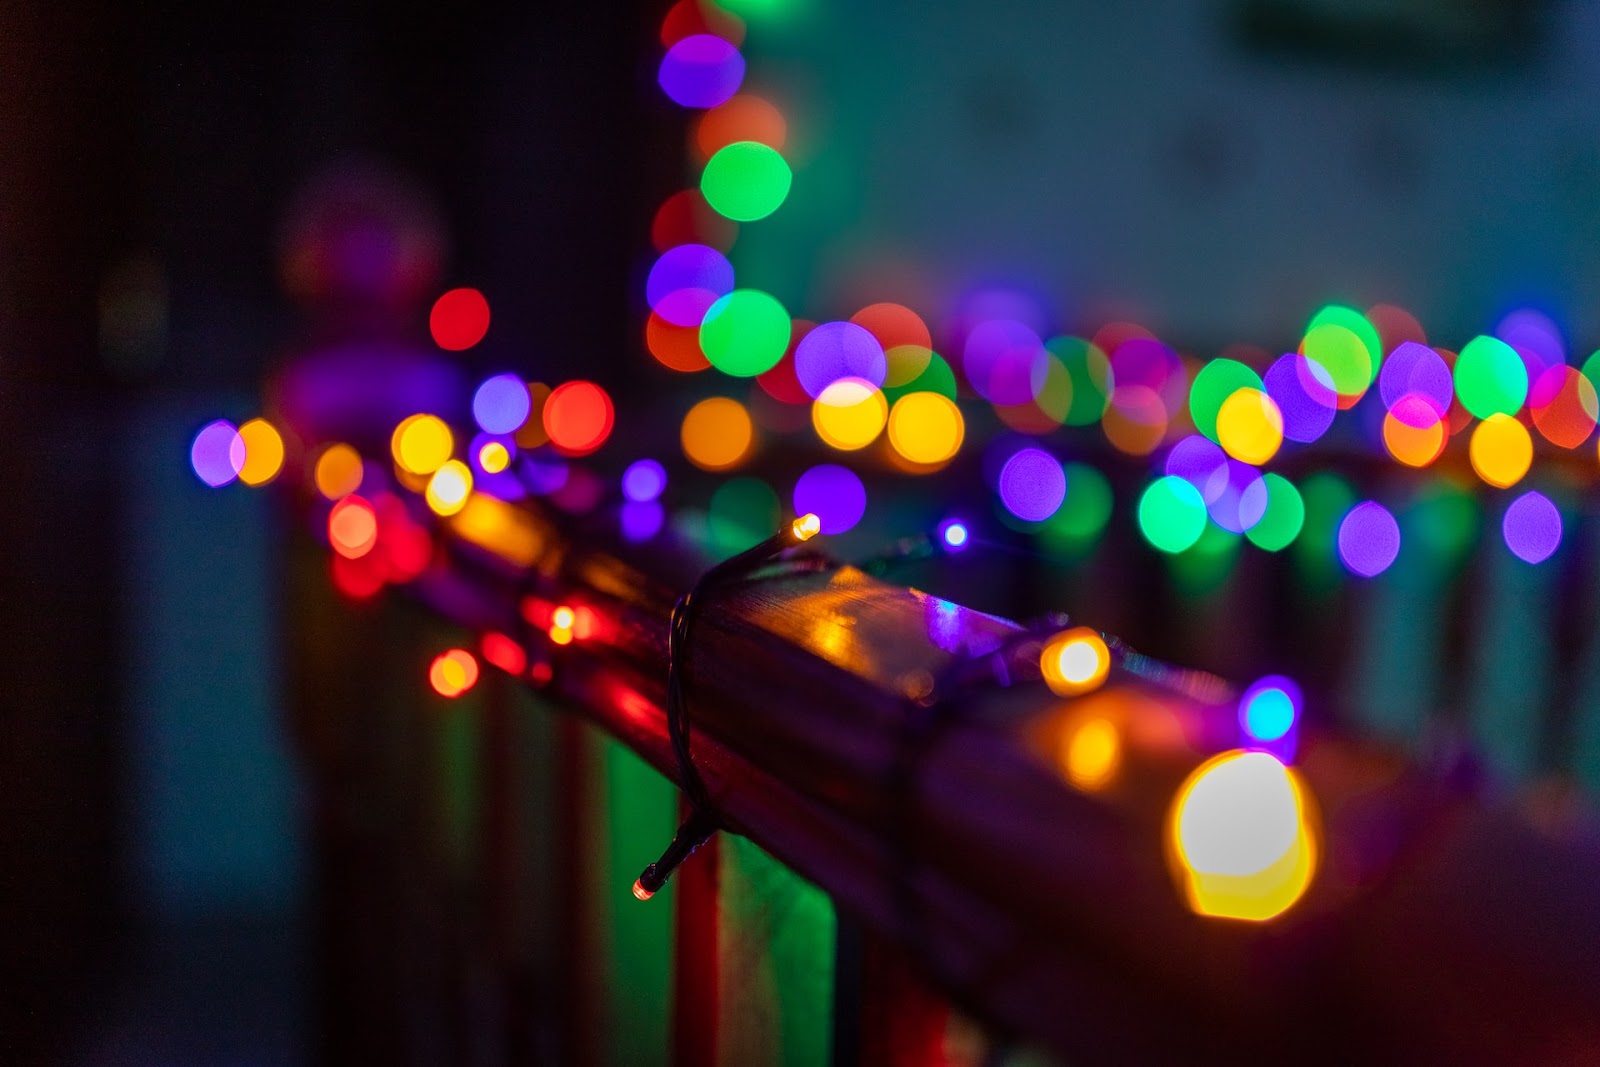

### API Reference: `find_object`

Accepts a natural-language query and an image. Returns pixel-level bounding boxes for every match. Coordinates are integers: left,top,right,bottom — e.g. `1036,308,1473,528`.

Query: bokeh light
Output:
429,649,480,698
475,438,512,474
997,447,1066,523
651,188,738,253
1139,476,1207,553
393,414,453,477
329,495,379,559
1454,335,1529,419
1300,321,1374,404
236,418,284,487
429,288,490,351
681,396,754,470
1042,462,1113,551
1167,750,1317,922
1468,413,1532,488
1238,675,1301,743
1206,461,1268,535
700,141,792,221
812,377,888,451
1337,501,1401,578
1382,401,1448,468
1189,359,1263,443
696,93,786,157
425,459,472,517
708,476,780,555
886,391,964,466
191,419,245,488
1044,336,1114,426
962,319,1047,407
1262,353,1337,444
699,288,791,376
1529,365,1598,448
794,320,887,398
647,243,735,327
1502,490,1562,564
647,311,713,372
1244,473,1304,552
1215,388,1283,465
542,381,615,456
792,464,867,535
658,34,746,109
314,443,363,500
473,374,532,435
1040,627,1110,697
1378,341,1453,423
1061,714,1121,792
622,500,666,542
623,459,668,503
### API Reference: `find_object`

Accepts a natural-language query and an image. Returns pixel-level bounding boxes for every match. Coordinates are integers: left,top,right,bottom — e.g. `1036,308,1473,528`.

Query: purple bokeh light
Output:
191,420,245,488
1338,501,1401,578
1502,490,1562,564
997,447,1066,522
472,374,532,435
1378,341,1453,426
657,34,745,109
1263,352,1338,443
1204,460,1268,534
792,464,867,534
794,322,887,399
646,243,734,326
622,458,667,503
962,319,1049,407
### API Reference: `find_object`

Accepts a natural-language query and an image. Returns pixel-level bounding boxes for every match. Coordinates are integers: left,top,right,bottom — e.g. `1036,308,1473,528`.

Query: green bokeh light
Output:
883,352,957,403
1170,521,1241,592
1189,359,1263,443
1454,335,1529,418
1041,462,1113,553
1043,336,1113,426
1301,323,1372,399
699,289,792,377
1245,473,1305,552
701,141,793,222
708,476,779,557
1294,471,1355,582
1306,305,1381,385
1138,475,1207,553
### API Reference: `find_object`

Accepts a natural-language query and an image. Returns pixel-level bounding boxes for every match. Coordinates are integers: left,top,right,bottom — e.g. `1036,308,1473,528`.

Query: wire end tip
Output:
631,877,656,902
791,513,822,541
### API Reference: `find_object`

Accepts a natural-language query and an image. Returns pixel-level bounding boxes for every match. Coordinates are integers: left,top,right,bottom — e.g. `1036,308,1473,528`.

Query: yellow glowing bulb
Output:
812,377,888,451
478,440,510,474
1062,716,1121,792
791,513,821,541
425,459,472,516
549,625,574,645
887,391,965,466
1215,388,1284,465
681,396,754,471
1040,627,1110,696
1167,749,1317,922
1469,412,1533,488
392,414,454,476
314,443,363,500
236,418,285,486
551,606,575,630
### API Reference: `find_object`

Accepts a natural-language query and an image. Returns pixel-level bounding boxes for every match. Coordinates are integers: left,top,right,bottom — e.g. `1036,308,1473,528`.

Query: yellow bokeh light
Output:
1469,413,1533,488
1062,715,1121,792
1215,388,1283,465
1040,627,1110,697
681,396,754,471
1167,749,1317,922
425,459,472,516
314,443,363,500
1382,411,1447,468
392,414,454,476
236,418,285,486
812,377,888,451
478,440,510,474
887,391,965,466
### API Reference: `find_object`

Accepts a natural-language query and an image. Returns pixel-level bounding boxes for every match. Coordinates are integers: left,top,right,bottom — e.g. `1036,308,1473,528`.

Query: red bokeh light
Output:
429,287,490,351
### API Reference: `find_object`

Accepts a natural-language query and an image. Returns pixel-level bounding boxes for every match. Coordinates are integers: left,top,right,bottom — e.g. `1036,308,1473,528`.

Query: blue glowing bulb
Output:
1239,675,1301,744
939,519,970,551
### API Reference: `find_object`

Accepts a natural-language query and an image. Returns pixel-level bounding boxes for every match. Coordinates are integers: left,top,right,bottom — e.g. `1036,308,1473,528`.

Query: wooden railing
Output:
282,435,1600,1064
